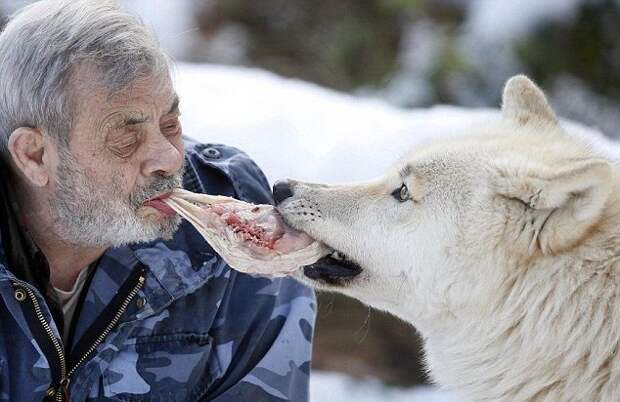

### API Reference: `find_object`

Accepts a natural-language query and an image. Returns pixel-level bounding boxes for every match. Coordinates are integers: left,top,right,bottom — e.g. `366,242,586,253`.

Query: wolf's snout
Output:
273,180,294,205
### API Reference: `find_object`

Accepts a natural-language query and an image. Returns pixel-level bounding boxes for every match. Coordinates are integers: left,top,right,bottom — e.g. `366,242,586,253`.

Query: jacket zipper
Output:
14,273,145,401
19,284,67,402
66,274,145,377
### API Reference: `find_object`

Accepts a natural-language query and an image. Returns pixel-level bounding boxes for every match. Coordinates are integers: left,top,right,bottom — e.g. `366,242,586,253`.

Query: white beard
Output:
50,146,182,247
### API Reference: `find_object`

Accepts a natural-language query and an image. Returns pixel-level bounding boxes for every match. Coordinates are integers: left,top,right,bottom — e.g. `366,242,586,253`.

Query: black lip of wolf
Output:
303,253,363,286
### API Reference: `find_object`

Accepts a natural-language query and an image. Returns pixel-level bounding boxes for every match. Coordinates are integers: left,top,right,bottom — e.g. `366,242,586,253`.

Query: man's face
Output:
49,66,185,247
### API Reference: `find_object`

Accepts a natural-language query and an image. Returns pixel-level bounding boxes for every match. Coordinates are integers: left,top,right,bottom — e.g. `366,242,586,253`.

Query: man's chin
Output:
141,213,182,242
54,208,182,248
158,214,182,241
105,213,182,247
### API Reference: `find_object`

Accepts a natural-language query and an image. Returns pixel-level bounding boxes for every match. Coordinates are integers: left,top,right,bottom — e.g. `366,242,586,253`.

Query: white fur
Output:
278,75,620,401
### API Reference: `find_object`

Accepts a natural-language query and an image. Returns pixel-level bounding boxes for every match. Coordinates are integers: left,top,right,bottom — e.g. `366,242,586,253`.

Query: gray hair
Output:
0,0,170,157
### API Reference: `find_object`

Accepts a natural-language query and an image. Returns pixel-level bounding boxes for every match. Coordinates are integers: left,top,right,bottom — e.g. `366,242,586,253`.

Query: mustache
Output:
130,171,184,208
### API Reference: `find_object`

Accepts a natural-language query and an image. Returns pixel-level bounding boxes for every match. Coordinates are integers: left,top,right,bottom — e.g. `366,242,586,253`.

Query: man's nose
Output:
273,180,294,205
141,134,184,177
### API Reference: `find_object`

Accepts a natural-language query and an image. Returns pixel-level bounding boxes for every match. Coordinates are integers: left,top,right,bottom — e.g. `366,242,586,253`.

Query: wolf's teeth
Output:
332,251,347,261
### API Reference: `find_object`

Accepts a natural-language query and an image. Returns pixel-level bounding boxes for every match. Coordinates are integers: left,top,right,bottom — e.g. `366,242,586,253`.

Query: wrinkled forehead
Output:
68,63,175,119
105,72,174,105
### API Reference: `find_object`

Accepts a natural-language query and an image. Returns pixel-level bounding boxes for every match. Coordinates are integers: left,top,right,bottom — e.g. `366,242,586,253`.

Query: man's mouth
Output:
142,192,176,216
303,250,363,285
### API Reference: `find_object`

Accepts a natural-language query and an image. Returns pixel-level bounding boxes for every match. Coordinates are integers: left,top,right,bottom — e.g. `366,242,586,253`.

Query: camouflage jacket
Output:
0,140,316,402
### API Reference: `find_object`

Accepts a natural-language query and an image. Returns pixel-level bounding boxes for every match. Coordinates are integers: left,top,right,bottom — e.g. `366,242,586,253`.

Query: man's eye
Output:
162,119,181,136
392,184,410,202
110,142,137,157
107,131,139,157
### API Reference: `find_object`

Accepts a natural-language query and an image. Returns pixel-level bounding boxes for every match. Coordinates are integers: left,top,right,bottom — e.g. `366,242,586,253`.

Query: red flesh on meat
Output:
224,212,276,249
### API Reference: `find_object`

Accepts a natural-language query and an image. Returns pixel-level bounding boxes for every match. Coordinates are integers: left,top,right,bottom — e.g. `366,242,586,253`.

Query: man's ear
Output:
495,158,612,255
502,75,557,127
7,127,51,187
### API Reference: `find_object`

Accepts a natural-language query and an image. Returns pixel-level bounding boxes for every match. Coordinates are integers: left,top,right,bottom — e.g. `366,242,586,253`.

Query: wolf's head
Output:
276,75,615,331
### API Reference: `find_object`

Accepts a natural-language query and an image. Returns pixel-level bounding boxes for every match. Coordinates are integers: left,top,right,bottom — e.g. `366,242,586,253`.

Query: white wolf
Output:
275,76,620,402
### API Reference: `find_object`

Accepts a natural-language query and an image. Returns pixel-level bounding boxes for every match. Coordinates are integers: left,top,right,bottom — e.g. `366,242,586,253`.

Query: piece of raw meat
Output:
164,188,330,276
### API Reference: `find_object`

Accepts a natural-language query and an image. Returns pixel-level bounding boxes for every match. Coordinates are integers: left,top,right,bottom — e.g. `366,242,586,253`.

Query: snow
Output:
310,372,459,402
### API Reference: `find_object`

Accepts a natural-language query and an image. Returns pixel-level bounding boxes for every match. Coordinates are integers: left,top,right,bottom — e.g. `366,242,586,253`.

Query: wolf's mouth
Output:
303,251,363,285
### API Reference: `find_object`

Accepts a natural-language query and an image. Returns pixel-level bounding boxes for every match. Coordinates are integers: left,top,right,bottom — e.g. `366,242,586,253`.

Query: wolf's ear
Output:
501,75,557,126
496,158,612,255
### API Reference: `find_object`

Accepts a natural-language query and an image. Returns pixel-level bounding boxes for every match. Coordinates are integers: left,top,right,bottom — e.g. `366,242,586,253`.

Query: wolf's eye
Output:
392,184,410,202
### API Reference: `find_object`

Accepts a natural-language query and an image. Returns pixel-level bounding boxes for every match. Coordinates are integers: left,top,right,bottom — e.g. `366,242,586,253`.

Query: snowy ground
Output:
310,372,458,402
173,62,614,402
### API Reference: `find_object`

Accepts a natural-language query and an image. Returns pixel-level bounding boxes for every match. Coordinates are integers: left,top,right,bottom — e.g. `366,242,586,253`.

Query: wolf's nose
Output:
273,180,294,205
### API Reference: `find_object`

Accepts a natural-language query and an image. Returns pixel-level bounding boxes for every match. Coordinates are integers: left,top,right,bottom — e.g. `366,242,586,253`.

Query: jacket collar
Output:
0,159,52,294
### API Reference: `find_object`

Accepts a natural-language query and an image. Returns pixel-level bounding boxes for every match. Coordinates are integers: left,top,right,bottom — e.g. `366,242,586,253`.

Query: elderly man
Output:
0,1,315,401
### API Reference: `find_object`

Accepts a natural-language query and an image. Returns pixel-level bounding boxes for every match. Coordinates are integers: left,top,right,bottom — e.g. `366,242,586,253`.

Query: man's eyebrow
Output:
101,111,149,130
102,95,180,131
123,114,150,126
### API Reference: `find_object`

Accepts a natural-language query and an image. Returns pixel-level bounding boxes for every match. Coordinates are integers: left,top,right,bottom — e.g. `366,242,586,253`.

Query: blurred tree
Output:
194,0,424,91
516,0,620,100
